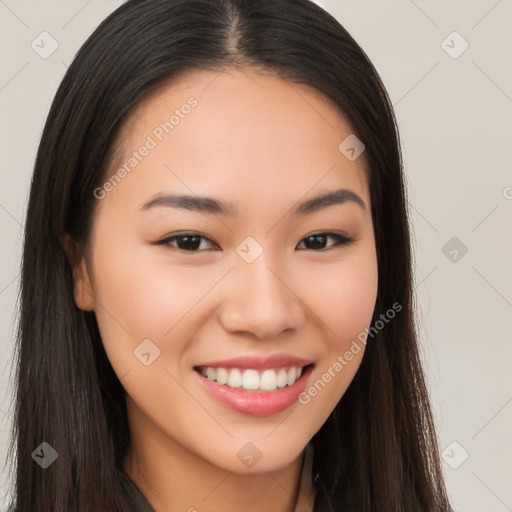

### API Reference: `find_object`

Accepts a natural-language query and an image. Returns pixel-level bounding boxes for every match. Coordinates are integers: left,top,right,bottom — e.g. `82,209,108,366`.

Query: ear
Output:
60,234,95,311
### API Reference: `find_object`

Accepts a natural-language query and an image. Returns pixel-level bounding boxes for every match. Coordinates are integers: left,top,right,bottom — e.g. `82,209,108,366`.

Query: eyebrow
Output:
140,188,367,216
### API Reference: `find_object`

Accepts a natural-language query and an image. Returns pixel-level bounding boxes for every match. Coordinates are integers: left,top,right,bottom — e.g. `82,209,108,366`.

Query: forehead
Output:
104,67,370,213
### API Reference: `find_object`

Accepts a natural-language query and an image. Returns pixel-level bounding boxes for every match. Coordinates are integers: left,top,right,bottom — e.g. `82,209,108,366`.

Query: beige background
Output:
1,0,511,510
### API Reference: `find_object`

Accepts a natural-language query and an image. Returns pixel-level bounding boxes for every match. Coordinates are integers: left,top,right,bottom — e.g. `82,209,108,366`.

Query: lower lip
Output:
194,365,314,417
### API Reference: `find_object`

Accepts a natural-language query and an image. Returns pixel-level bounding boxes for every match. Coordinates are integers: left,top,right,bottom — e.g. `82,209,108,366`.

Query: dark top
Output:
118,471,156,512
4,474,155,512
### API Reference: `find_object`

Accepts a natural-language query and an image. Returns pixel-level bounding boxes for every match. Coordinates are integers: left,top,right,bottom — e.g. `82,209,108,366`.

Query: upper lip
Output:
194,353,314,370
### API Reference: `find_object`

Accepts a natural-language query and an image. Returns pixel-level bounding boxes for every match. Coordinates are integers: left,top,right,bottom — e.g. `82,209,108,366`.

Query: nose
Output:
218,255,305,340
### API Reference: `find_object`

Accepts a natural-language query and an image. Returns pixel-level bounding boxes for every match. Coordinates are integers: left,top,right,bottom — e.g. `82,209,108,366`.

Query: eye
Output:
156,231,355,253
156,232,219,252
296,232,355,251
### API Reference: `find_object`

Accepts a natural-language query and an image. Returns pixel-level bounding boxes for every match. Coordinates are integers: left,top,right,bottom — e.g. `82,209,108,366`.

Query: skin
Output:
68,67,378,512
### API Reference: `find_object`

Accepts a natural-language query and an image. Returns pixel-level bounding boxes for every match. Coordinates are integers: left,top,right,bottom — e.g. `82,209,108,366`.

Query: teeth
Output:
276,369,287,388
198,365,306,392
227,368,242,388
216,367,229,385
260,369,277,391
286,367,297,386
242,369,260,390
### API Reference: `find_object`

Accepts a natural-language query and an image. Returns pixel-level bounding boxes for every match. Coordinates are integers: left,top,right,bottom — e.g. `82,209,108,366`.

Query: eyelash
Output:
155,231,356,253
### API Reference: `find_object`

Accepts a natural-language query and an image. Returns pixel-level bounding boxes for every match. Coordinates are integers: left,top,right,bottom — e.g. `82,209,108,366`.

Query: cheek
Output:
326,267,378,345
88,241,208,369
305,248,378,349
297,246,377,414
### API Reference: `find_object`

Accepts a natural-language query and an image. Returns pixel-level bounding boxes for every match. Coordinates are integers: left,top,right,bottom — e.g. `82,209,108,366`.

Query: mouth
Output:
193,363,315,393
192,363,315,416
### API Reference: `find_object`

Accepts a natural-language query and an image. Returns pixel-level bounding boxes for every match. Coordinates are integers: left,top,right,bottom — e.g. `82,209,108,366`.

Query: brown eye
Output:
297,232,355,251
157,232,218,252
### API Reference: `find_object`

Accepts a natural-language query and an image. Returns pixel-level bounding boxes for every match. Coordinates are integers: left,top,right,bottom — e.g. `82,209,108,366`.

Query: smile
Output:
195,365,308,392
193,362,315,416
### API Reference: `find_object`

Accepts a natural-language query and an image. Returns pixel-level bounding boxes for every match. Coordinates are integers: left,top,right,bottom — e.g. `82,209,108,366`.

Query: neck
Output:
122,398,305,512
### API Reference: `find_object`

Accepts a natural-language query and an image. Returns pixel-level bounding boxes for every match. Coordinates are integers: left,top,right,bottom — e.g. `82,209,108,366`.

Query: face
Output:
71,67,378,474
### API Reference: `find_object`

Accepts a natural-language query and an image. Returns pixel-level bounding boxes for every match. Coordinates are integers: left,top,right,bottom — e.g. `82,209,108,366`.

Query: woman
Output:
5,0,453,510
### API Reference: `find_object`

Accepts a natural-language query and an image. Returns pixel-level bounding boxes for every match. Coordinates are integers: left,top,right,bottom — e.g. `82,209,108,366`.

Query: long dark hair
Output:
5,0,452,510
